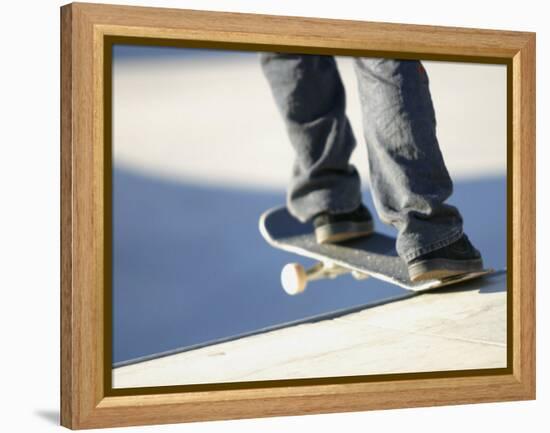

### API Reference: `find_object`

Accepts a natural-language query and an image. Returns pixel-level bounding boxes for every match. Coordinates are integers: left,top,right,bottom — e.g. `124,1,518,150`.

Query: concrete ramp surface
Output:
113,271,506,388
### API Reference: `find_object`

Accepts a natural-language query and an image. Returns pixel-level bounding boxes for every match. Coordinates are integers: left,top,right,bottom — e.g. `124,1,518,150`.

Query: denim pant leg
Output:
260,53,362,223
353,58,464,261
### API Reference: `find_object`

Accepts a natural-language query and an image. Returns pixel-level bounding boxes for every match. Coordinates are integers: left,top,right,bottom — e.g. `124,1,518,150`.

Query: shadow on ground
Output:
34,410,59,425
113,166,506,364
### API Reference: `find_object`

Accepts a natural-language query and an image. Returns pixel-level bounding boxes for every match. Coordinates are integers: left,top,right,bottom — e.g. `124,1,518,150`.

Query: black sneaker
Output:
313,204,374,244
407,234,483,282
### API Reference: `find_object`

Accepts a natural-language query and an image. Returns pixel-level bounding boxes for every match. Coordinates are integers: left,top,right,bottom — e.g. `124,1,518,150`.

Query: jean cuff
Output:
400,228,464,262
287,189,362,223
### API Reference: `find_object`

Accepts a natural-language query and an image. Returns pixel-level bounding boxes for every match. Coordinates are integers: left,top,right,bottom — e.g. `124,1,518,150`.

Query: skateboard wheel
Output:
281,263,307,295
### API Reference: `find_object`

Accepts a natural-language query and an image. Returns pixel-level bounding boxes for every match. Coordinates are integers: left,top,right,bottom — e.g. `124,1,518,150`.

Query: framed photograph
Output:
60,2,536,429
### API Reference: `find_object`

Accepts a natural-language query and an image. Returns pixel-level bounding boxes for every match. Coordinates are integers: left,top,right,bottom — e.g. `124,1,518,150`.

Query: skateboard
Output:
259,206,494,295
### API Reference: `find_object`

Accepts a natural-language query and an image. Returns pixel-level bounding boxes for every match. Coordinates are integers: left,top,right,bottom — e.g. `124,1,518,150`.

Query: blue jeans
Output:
260,54,464,262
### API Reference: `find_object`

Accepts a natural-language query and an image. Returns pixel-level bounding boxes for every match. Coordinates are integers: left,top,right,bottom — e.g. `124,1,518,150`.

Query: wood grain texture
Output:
75,2,531,59
511,34,536,396
60,2,536,429
60,4,73,429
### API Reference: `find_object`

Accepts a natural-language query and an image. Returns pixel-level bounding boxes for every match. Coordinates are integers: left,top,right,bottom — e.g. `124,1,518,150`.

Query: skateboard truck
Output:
281,261,369,295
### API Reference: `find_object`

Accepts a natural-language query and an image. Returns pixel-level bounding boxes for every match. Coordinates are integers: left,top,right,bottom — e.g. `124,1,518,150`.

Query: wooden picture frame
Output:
60,2,536,429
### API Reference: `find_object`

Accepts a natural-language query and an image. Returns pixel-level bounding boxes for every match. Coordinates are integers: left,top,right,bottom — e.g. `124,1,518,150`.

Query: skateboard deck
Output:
259,206,494,294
